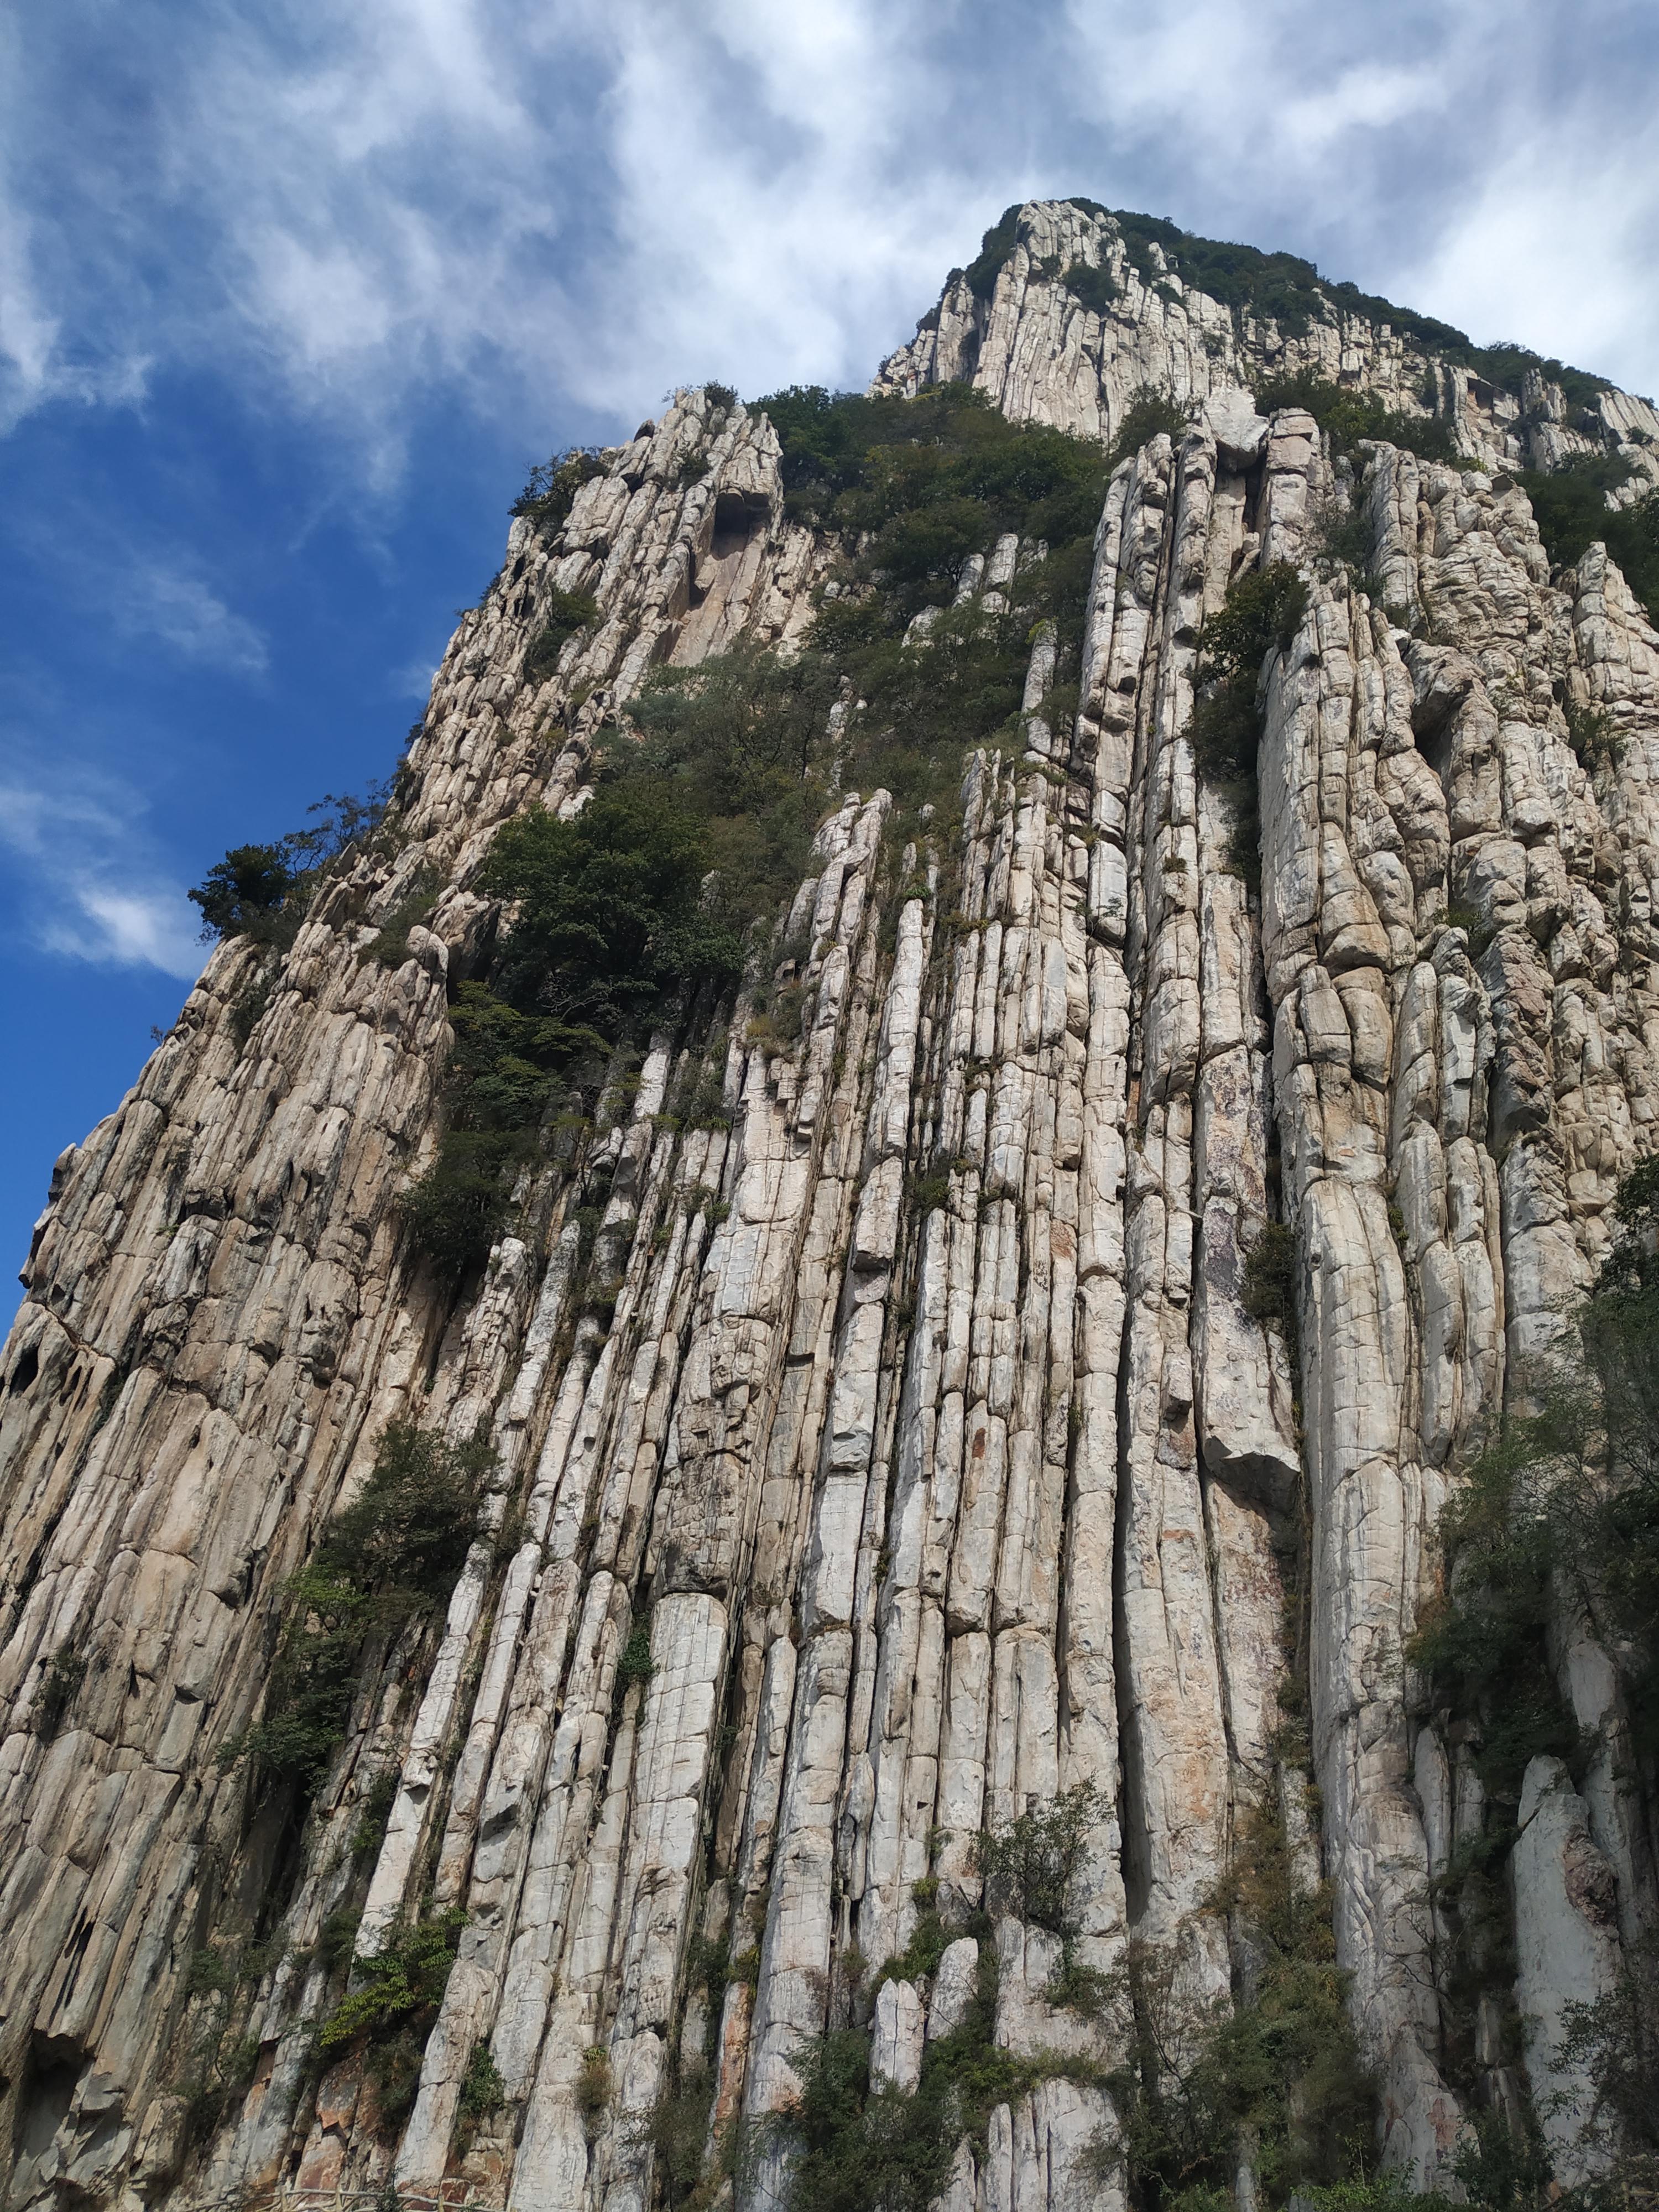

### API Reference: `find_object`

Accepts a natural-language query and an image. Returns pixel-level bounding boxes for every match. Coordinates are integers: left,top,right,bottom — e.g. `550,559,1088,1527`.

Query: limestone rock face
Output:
1512,1757,1621,2186
875,199,1659,475
3,206,1658,2212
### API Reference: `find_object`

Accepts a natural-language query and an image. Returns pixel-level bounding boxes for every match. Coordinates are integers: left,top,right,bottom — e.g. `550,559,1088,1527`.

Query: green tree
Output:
189,844,298,942
227,1422,488,1792
482,786,741,1032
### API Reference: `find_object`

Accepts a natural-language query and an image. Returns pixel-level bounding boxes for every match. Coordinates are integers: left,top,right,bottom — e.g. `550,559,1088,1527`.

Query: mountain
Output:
3,200,1657,2212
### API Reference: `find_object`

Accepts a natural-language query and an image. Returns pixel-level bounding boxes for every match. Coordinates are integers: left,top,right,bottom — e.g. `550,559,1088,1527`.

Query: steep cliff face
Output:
2,201,1657,2212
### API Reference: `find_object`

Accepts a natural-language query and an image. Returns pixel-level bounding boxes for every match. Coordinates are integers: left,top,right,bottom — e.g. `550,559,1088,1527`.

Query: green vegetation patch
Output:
754,381,1108,592
1186,561,1308,890
1062,259,1118,315
189,785,394,948
365,866,441,967
963,206,1022,301
705,379,1114,799
511,447,607,535
1105,1805,1374,2212
523,587,601,686
405,787,743,1278
316,1908,467,2135
1402,1163,1659,2189
974,1780,1103,1935
484,789,740,1034
1241,1220,1299,1359
779,1943,1088,2212
1253,370,1466,467
1408,1155,1659,1797
224,1421,489,1795
1106,388,1190,472
1516,452,1659,625
33,1642,87,1739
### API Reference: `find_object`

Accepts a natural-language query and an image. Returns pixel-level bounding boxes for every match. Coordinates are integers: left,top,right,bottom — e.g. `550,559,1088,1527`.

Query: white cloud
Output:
1,0,1656,461
389,649,444,701
1402,132,1659,398
40,885,203,979
1277,64,1450,155
0,776,204,980
6,511,272,679
117,564,269,676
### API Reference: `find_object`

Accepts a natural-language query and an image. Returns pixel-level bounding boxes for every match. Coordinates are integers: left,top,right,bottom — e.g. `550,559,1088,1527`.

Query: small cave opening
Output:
710,491,764,562
10,2043,81,2197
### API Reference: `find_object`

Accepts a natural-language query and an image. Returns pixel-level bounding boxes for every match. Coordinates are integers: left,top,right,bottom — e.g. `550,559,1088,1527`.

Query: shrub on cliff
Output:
1555,1928,1659,2171
1185,561,1307,888
189,843,300,944
510,446,605,534
33,1642,87,1739
315,1908,467,2134
325,1419,488,1598
1197,562,1308,688
1410,1154,1659,1796
974,1780,1103,1934
963,206,1021,300
227,1422,489,1792
522,586,601,686
189,785,393,946
623,641,828,923
483,785,740,1031
1099,1805,1374,2211
750,381,1108,615
777,1941,1084,2212
1063,259,1118,316
406,790,740,1279
1517,453,1659,625
1253,370,1465,467
1107,387,1188,471
1241,1221,1298,1352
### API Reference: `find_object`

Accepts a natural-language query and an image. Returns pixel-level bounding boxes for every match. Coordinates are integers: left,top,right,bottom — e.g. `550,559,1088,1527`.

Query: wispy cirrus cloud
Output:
8,0,1649,478
6,500,271,677
113,561,269,676
0,774,201,979
0,523,265,975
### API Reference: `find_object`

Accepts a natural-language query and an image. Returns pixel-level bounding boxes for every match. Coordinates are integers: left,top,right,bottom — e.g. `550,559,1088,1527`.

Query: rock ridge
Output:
1,204,1657,2212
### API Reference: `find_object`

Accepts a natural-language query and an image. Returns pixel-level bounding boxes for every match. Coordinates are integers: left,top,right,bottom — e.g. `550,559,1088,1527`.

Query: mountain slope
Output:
2,202,1657,2212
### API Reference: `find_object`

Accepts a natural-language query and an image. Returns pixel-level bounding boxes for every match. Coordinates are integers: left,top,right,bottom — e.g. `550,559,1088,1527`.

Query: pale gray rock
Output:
1512,1758,1621,2185
870,1978,924,2093
3,221,1659,2212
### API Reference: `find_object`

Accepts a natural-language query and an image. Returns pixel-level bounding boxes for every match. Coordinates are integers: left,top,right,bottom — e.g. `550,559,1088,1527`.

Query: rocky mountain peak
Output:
2,208,1657,2212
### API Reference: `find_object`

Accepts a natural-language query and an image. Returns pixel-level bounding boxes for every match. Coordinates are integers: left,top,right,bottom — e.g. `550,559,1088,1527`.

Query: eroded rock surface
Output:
3,204,1658,2212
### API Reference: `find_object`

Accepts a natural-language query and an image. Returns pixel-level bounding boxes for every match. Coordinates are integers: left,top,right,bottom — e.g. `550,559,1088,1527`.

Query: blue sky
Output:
4,0,1658,1301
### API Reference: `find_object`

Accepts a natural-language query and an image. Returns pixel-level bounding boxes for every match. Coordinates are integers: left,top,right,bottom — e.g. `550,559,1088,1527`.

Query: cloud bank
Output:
4,0,1655,467
0,774,202,980
1,0,1656,993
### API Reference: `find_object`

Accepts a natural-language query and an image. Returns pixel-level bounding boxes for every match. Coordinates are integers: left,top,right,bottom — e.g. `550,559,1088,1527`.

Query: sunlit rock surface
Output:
3,201,1658,2212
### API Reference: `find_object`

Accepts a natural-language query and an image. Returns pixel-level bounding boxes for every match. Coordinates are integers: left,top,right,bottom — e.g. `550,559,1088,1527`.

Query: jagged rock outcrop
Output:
874,199,1659,487
3,201,1658,2212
